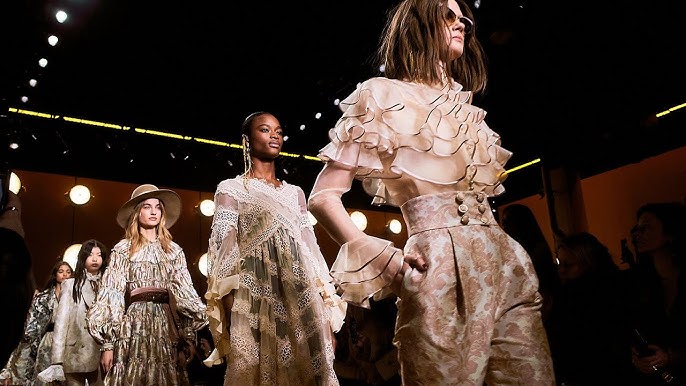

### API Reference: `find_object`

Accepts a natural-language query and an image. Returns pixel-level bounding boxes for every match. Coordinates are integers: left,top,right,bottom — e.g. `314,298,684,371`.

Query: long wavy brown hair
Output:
376,0,488,94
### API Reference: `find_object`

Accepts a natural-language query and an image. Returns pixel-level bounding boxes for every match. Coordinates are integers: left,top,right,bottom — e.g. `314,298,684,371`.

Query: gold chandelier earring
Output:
242,134,252,189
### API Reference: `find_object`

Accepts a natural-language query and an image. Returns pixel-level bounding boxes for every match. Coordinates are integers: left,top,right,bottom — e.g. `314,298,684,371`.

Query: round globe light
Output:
69,185,91,205
63,243,81,269
199,199,215,217
350,211,367,231
198,253,208,277
388,219,403,234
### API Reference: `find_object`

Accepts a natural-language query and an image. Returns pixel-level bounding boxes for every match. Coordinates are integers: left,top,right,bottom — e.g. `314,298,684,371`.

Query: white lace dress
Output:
204,176,346,386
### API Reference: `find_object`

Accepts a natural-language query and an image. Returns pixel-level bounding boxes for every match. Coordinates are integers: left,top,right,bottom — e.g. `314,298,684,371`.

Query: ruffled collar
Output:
86,271,101,281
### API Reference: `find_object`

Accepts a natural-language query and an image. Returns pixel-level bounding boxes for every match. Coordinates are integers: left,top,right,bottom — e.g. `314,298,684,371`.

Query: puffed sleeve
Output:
86,241,128,350
50,278,73,364
203,182,241,366
24,289,53,349
168,246,209,335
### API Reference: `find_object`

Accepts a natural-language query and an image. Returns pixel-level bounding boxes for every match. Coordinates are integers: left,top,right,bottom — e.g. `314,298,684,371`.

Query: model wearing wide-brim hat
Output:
116,184,181,228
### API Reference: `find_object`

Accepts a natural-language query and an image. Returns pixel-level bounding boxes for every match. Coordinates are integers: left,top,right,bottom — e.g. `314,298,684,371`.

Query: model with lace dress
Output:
204,111,346,386
307,0,554,385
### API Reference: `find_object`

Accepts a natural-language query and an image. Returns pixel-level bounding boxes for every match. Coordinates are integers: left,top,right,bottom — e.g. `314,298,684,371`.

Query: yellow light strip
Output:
64,116,127,130
502,158,541,175
656,102,686,118
193,138,234,147
5,107,551,175
9,108,54,119
133,128,192,140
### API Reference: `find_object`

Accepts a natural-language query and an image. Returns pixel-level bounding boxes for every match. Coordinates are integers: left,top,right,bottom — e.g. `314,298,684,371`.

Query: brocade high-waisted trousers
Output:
395,191,555,385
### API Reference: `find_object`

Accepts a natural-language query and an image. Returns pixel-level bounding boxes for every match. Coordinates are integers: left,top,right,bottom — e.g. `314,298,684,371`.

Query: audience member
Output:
500,204,561,327
547,231,635,386
628,202,686,385
185,326,225,386
334,298,400,386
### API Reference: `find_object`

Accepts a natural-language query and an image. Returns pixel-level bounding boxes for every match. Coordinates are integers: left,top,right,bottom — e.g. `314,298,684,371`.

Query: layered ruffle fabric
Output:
318,77,512,207
204,177,344,386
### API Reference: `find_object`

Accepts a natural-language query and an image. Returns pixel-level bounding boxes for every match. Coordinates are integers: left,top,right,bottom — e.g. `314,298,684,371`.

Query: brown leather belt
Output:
125,287,181,344
129,289,169,304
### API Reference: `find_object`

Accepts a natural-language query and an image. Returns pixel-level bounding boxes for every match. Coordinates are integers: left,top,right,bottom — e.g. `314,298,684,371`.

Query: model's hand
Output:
100,350,114,374
404,253,428,272
390,252,428,295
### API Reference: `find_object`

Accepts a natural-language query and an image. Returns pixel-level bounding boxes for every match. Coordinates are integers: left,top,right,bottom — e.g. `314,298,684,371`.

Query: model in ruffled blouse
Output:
86,184,208,386
307,0,555,385
204,111,347,386
38,239,109,386
1,260,72,386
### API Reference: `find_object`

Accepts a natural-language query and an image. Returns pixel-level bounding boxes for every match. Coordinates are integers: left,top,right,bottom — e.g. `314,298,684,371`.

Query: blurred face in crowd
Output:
56,263,72,283
634,212,670,255
556,247,586,285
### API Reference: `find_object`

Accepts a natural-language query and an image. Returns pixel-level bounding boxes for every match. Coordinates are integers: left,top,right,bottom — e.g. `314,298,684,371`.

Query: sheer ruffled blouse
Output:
318,77,512,207
312,77,514,307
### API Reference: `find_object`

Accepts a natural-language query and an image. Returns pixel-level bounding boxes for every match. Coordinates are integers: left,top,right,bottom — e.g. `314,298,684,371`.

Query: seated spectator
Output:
500,204,561,328
186,326,225,386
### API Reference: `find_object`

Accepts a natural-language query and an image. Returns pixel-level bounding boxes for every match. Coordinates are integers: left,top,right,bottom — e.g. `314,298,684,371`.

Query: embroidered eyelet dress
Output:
204,177,346,386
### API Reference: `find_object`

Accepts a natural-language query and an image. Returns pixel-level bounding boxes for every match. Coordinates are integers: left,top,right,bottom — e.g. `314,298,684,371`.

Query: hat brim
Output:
116,189,181,229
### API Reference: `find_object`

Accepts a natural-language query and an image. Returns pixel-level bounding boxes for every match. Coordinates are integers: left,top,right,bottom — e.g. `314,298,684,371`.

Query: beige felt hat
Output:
116,184,181,229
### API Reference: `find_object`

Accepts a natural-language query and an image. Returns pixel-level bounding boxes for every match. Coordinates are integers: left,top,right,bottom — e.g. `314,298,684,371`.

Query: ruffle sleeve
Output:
50,278,73,365
329,235,404,308
203,182,241,366
318,77,512,206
